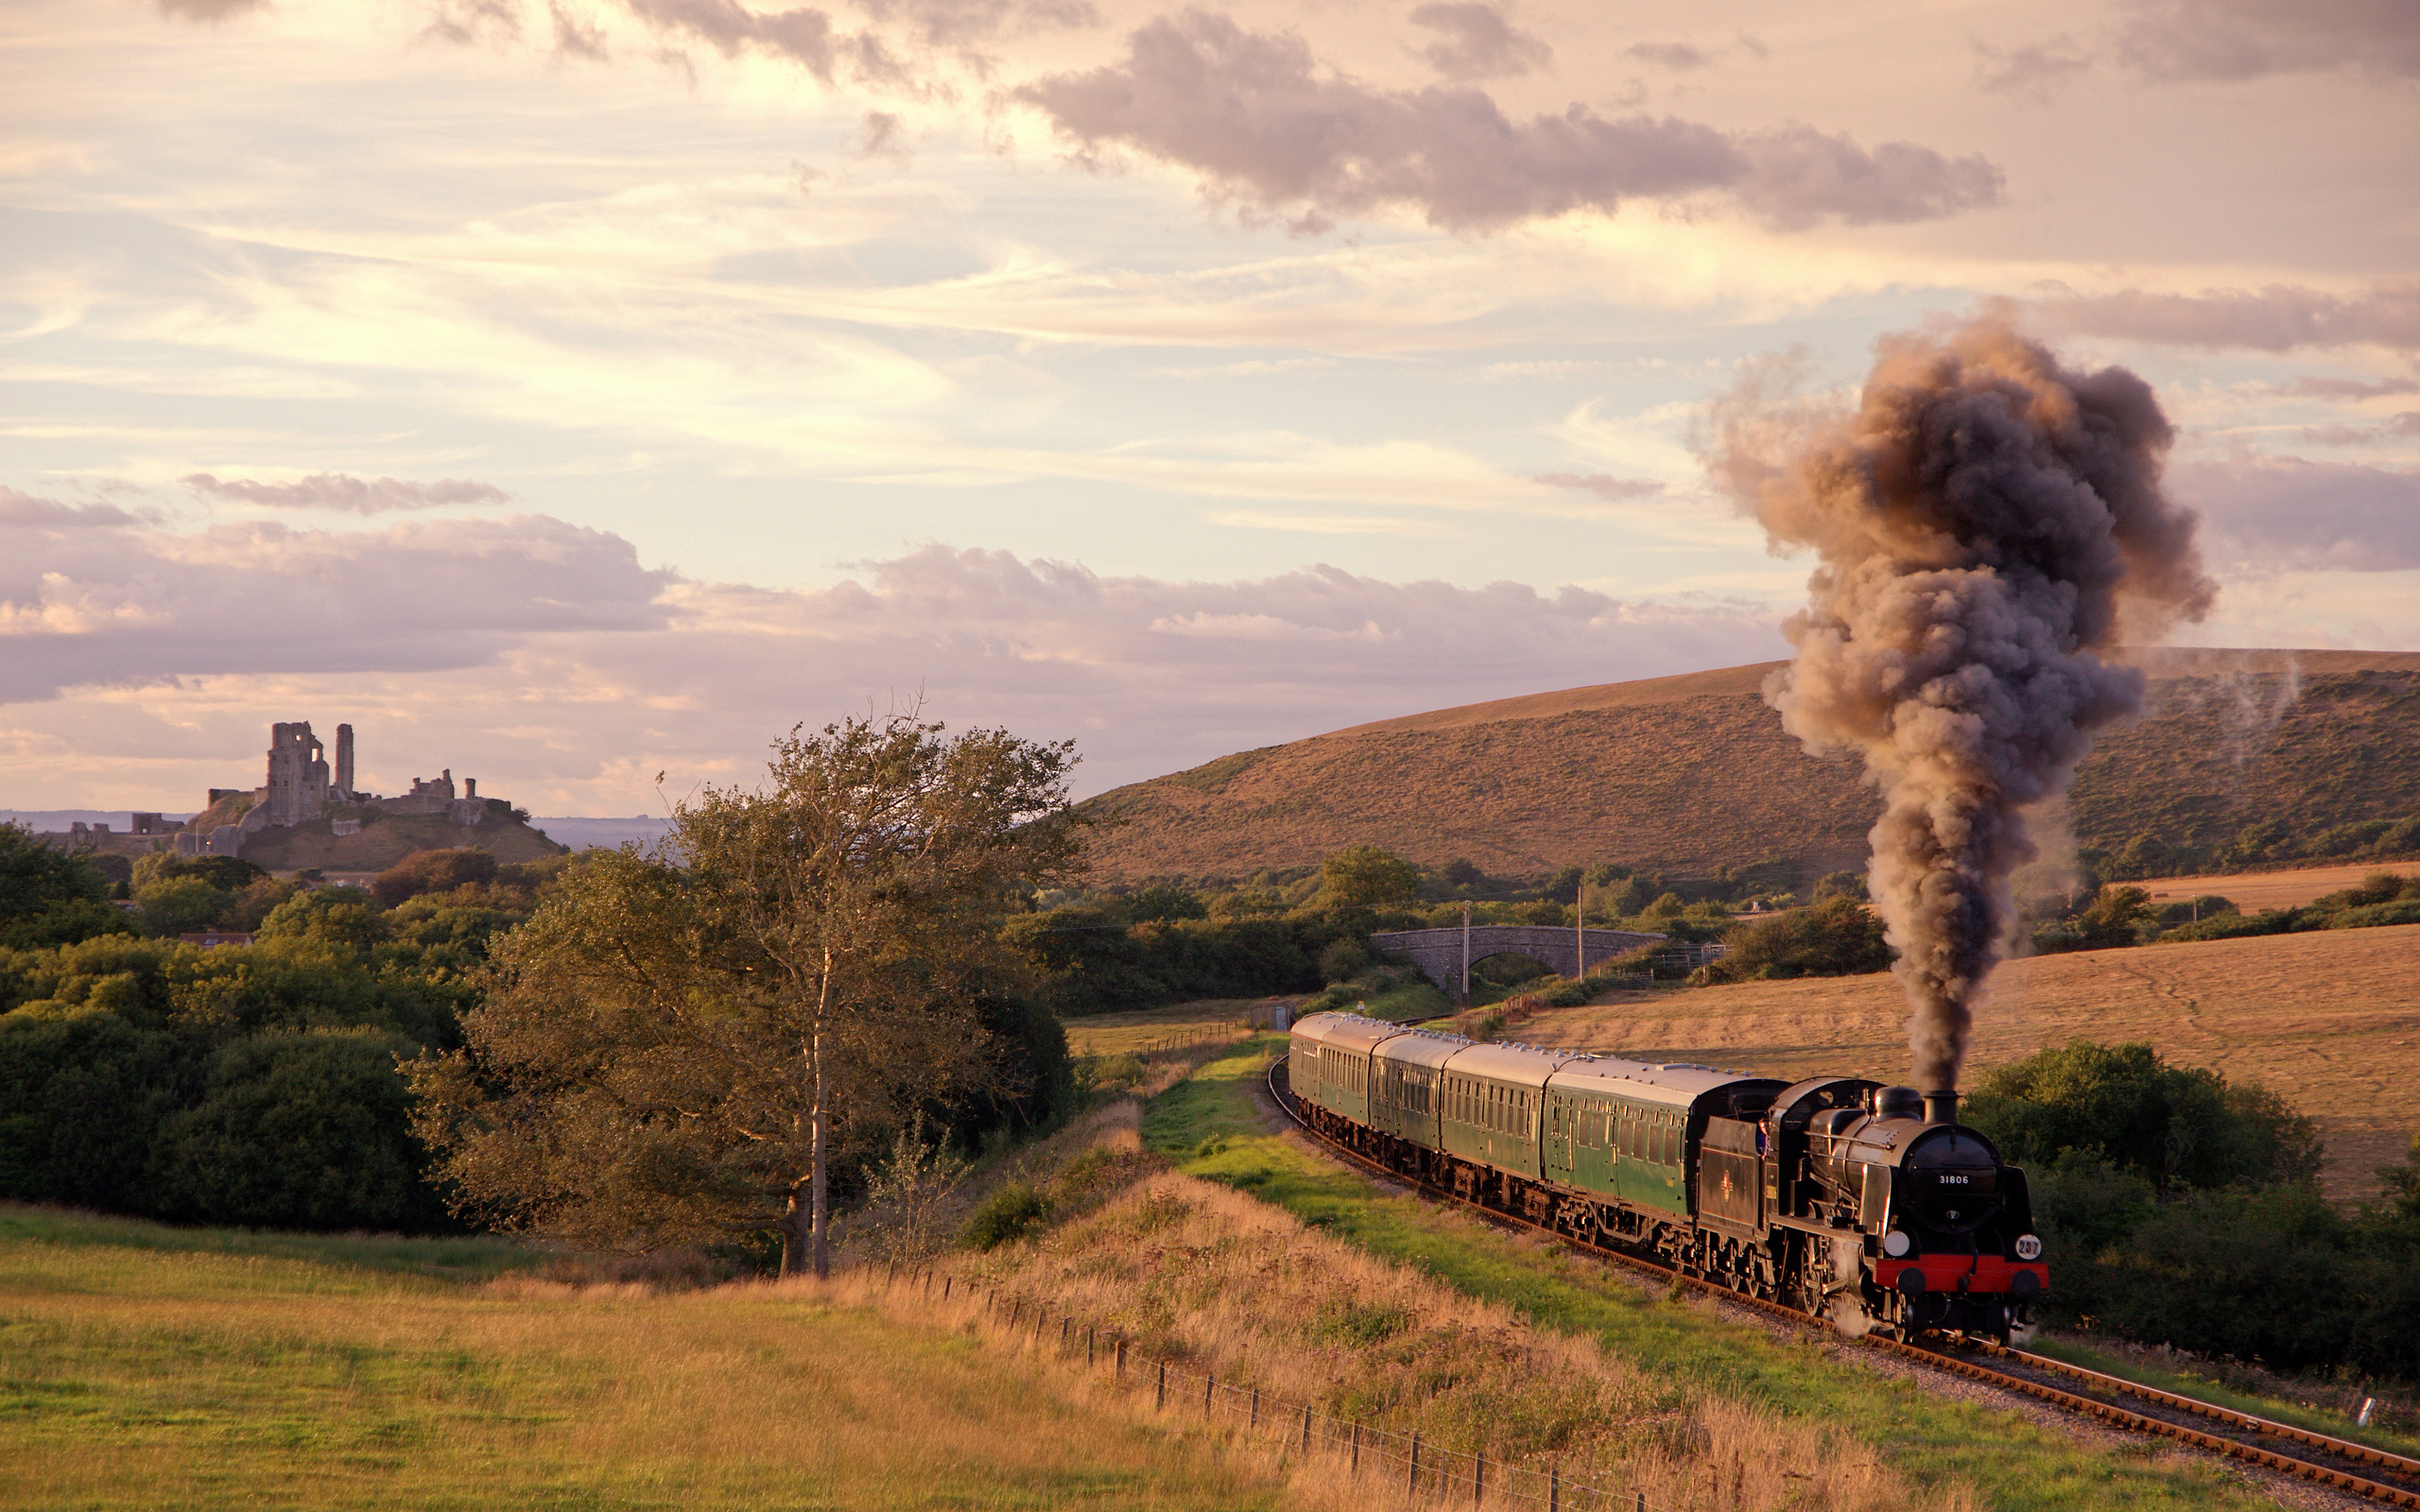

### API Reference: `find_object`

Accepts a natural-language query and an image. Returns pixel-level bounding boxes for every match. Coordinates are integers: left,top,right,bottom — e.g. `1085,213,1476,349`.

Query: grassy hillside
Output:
0,1206,1283,1511
1080,648,2420,885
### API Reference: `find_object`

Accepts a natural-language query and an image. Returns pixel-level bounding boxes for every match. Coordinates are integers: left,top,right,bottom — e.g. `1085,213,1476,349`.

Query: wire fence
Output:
874,1261,1692,1512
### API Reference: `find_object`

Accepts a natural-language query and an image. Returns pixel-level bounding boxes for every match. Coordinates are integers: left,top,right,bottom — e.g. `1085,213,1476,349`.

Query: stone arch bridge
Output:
1370,924,1667,1002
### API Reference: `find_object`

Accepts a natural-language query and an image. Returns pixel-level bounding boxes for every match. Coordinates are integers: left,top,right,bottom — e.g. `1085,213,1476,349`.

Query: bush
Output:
134,875,231,936
149,1029,450,1230
1318,936,1373,984
373,848,499,907
962,1182,1049,1249
1963,1040,2321,1194
1700,896,1891,983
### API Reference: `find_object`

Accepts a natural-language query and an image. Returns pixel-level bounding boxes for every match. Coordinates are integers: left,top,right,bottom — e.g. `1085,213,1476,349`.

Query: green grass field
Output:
0,1206,1286,1510
1146,1037,2377,1511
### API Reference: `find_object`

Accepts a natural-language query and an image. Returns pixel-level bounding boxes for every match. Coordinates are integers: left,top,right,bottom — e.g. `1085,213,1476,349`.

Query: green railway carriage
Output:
1435,1041,1577,1182
1286,1011,1400,1126
1368,1024,1468,1144
1538,1059,1788,1219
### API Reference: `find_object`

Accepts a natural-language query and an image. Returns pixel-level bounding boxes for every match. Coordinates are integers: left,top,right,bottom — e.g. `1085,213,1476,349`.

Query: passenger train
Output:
1286,1011,2047,1341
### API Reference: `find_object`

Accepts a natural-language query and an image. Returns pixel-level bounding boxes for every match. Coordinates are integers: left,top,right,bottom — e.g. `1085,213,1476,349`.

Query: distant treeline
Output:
0,828,1077,1234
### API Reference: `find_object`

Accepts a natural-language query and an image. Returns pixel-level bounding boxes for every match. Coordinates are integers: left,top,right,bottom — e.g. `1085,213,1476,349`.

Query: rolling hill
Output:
1080,648,2420,885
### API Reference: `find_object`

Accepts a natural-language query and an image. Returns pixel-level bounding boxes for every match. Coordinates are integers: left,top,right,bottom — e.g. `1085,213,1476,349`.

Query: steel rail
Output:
1263,1054,2420,1509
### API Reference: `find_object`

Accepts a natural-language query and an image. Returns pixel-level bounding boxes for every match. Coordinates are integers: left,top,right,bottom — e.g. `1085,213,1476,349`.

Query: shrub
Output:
149,1029,449,1231
1963,1040,2321,1194
133,876,231,936
963,1182,1049,1249
373,848,499,907
1700,896,1891,983
1318,936,1373,984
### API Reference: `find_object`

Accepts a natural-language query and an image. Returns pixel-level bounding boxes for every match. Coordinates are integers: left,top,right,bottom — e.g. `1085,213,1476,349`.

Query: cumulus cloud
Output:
856,0,1096,47
2118,0,2420,81
0,497,672,702
182,472,511,514
0,495,1785,797
1973,35,2095,99
624,0,838,77
1017,11,2001,232
2175,455,2420,571
2030,282,2420,352
1409,3,1552,81
1534,472,1662,501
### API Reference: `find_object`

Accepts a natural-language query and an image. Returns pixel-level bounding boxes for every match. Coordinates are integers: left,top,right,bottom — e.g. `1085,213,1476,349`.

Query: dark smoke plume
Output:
1709,320,2217,1092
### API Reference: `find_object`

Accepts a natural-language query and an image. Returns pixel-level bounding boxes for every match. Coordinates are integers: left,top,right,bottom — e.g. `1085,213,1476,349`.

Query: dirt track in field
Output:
1526,925,2420,1201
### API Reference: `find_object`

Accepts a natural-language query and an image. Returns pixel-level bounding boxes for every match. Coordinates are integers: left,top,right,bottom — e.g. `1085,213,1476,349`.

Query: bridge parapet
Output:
1370,924,1667,1000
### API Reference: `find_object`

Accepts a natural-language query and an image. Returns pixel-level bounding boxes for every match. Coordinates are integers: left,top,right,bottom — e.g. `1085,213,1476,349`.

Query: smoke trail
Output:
1710,320,2217,1092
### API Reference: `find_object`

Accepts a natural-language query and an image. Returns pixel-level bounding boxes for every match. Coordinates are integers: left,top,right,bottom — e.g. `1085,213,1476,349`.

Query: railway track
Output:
1264,1054,2420,1508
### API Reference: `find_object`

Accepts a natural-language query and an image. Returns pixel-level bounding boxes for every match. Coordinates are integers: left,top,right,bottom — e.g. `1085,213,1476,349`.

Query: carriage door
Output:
1547,1093,1575,1172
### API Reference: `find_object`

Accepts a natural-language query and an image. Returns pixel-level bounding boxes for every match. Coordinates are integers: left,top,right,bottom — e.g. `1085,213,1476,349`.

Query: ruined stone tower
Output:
262,722,331,826
335,723,355,799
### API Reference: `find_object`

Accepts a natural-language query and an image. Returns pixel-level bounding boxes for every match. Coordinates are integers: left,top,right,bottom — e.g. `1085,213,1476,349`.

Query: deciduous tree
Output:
409,713,1081,1276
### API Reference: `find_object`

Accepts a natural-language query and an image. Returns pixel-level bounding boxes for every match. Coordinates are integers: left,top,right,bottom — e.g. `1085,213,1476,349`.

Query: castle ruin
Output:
175,720,493,858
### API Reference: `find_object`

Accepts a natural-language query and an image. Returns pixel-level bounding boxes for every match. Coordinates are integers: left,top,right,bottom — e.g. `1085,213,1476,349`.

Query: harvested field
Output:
1520,926,2420,1202
2136,863,2410,913
1061,1000,1267,1057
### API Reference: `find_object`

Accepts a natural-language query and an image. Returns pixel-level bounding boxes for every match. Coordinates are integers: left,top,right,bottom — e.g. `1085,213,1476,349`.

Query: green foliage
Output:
1811,869,1868,902
961,1181,1049,1249
134,875,232,936
1000,907,1368,1015
2379,1130,2420,1224
1319,845,1422,906
1963,1040,2322,1194
1309,1298,1412,1347
0,824,125,950
1316,936,1372,984
2080,1186,2420,1380
1699,896,1891,983
150,1029,450,1231
131,853,268,892
373,847,500,906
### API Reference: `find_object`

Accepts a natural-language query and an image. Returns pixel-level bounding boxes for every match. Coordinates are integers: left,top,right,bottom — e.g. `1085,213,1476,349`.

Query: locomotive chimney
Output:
1923,1090,1959,1125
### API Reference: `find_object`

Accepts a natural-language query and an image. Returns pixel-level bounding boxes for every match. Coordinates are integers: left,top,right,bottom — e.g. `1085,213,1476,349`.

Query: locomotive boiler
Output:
1287,1011,2046,1341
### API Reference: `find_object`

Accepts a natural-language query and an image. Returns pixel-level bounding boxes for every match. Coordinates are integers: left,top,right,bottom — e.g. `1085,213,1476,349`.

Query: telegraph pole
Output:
1576,875,1585,981
1461,900,1472,1008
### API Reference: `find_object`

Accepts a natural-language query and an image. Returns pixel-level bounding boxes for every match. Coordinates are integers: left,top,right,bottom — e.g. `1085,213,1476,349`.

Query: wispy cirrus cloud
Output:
182,472,511,514
2029,282,2420,352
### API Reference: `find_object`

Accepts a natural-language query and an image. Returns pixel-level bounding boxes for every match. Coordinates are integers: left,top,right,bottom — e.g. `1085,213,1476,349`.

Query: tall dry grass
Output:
812,1152,1977,1512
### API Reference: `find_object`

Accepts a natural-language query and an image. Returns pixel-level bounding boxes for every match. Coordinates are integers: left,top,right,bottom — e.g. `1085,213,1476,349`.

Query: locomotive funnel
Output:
1924,1090,1960,1125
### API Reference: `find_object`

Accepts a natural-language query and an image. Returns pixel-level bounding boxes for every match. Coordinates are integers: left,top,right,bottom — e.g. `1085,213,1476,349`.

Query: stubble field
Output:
1524,925,2420,1201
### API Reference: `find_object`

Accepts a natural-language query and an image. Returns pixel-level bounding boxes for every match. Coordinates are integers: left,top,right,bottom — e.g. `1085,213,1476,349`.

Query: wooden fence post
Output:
1409,1433,1421,1498
1155,1361,1167,1410
1475,1451,1485,1505
1350,1422,1359,1475
1250,1387,1259,1429
1301,1405,1311,1455
1204,1373,1214,1418
1548,1465,1559,1512
1115,1338,1127,1379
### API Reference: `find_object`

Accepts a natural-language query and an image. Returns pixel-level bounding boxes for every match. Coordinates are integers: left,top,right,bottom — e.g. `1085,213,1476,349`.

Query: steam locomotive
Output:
1286,1011,2048,1341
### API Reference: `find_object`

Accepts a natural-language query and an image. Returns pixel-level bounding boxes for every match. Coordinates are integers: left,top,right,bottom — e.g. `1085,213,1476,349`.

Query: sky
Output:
4,0,2416,813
